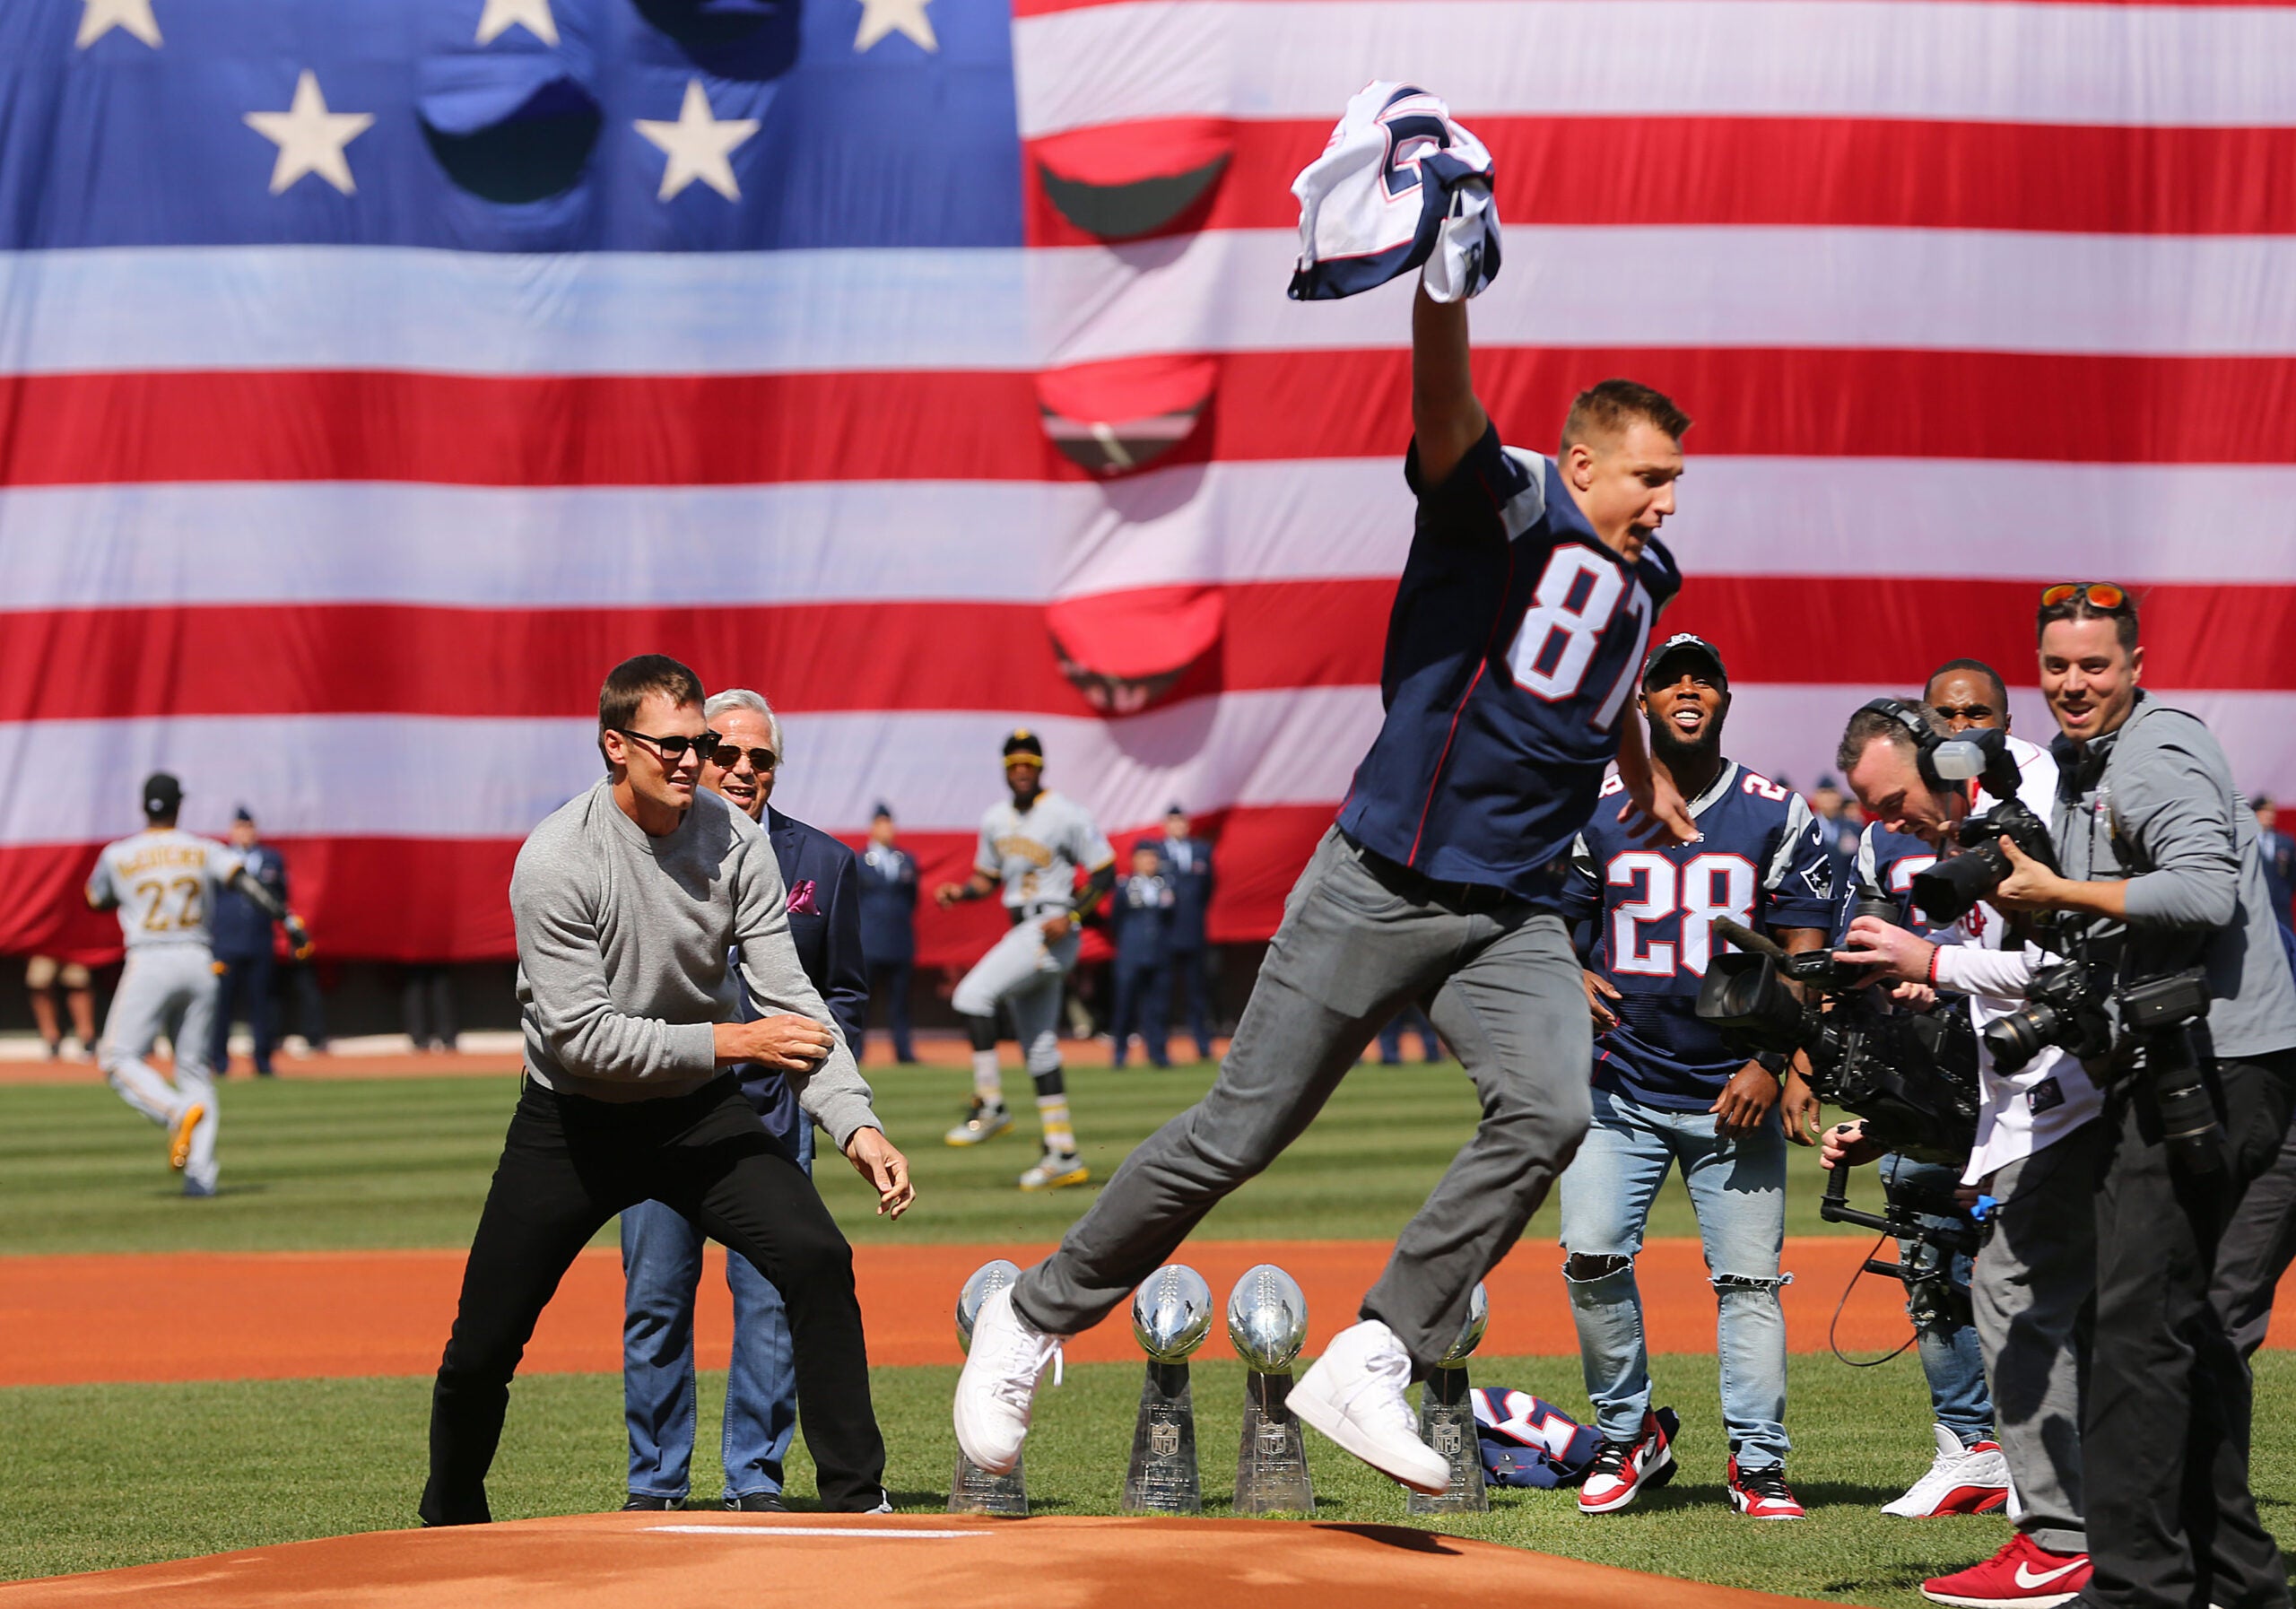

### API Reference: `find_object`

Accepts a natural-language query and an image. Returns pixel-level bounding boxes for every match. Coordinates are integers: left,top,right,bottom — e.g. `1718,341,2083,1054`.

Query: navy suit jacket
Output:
740,807,870,1131
211,843,288,960
856,843,918,966
1157,836,1214,951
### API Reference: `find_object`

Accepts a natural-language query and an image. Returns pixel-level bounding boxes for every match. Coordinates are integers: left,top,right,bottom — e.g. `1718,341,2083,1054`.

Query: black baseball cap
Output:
143,772,182,815
1002,729,1045,766
1641,632,1728,690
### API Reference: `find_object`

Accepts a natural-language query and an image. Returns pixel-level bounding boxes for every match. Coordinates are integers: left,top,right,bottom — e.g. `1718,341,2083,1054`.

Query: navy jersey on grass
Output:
1561,764,1836,1110
1337,422,1682,908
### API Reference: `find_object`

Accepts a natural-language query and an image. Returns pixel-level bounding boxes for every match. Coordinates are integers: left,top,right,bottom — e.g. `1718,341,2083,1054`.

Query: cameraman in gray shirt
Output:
1987,585,2296,1609
421,655,913,1526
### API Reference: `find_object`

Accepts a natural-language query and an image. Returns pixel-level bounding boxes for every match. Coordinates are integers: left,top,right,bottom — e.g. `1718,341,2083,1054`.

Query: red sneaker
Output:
1726,1457,1805,1519
1577,1410,1675,1514
1922,1535,2092,1608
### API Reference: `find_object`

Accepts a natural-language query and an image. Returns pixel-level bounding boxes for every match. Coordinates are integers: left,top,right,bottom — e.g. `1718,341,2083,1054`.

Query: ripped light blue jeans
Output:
1558,1083,1790,1469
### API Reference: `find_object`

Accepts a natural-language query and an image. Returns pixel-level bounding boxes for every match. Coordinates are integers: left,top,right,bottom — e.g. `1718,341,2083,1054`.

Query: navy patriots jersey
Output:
1561,762,1837,1110
1337,423,1682,907
1845,822,1946,942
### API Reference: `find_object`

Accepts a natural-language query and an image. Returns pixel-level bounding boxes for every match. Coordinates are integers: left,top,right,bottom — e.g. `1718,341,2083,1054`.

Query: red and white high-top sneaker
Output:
1883,1423,2013,1518
1726,1457,1806,1519
1577,1409,1675,1514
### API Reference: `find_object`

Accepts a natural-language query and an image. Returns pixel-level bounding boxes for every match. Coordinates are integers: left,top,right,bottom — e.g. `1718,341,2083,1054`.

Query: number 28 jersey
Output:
85,829,243,951
1336,424,1682,909
1561,763,1836,1110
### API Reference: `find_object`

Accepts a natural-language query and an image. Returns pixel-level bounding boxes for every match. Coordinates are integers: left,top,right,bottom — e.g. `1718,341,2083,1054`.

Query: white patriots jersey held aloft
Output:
1288,82,1500,304
974,791,1116,915
84,830,243,951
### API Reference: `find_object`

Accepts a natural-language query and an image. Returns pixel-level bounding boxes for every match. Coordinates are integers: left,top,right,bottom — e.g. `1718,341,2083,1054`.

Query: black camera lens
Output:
1910,848,2005,926
1981,1005,2057,1074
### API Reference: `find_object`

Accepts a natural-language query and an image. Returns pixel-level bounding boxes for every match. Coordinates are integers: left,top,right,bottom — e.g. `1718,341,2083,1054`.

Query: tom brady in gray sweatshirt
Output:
422,655,913,1526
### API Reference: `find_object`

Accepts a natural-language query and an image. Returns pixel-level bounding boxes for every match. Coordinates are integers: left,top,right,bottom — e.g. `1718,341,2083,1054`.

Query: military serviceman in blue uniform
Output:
1557,633,1835,1521
1154,805,1215,1062
207,807,293,1078
958,280,1701,1497
1109,842,1175,1069
857,804,918,1064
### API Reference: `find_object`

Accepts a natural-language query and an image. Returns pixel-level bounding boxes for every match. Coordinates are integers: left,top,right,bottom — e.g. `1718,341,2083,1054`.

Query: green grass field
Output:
0,1062,1887,1254
5,1064,2293,1600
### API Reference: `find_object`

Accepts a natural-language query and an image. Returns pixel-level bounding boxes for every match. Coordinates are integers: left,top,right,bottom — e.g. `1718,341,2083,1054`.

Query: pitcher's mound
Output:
4,1510,1856,1608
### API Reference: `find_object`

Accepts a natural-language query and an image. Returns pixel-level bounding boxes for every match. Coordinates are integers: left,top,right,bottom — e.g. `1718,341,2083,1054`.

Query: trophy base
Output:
1234,1368,1315,1514
948,1449,1029,1517
1406,1365,1489,1514
1121,1360,1202,1515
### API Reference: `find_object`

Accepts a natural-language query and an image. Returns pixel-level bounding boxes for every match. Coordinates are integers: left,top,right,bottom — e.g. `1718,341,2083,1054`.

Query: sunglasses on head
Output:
613,727,721,762
708,744,779,774
2039,582,2127,611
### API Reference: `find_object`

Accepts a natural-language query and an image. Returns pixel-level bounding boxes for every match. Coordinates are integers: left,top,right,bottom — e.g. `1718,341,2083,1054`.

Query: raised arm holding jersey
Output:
955,104,1698,1494
421,657,910,1527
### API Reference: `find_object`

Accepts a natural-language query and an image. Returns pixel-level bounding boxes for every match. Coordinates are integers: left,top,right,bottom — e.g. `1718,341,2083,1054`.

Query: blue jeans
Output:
621,1112,813,1501
1878,1152,1993,1447
1559,1083,1790,1469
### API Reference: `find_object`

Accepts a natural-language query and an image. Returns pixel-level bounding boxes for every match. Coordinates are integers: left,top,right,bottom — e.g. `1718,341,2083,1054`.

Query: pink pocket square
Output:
787,879,820,917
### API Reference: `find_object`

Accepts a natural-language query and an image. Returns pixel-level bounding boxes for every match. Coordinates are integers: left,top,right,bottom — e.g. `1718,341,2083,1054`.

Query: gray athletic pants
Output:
100,944,222,1191
1011,827,1593,1374
1973,1120,2101,1556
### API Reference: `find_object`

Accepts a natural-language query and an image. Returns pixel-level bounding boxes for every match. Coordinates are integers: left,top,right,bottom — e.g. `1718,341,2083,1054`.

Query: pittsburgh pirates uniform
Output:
86,830,244,1192
952,791,1115,1075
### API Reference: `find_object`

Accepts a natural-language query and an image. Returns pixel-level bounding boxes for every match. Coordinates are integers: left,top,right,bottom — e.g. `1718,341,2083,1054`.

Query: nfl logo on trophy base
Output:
950,1260,1030,1517
1122,1265,1212,1514
1227,1264,1314,1513
1407,1283,1491,1515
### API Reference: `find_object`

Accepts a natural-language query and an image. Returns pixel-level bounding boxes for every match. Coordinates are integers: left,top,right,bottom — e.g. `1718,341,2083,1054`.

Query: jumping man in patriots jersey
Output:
955,278,1702,1499
1556,633,1836,1520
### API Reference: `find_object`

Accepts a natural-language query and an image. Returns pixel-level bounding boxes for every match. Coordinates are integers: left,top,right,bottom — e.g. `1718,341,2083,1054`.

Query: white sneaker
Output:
1883,1423,2012,1518
1287,1319,1449,1495
952,1286,1065,1474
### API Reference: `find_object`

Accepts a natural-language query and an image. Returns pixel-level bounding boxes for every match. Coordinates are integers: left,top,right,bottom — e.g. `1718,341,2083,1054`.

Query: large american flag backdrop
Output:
2,0,2291,968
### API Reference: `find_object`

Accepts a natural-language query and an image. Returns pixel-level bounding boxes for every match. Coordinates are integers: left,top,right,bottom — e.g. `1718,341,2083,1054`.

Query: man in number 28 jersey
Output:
956,263,1702,1497
1557,633,1835,1521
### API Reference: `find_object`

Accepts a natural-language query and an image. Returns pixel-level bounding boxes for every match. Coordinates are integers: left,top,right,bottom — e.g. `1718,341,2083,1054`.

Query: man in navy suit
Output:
619,688,876,1512
206,807,293,1077
1154,804,1216,1062
1109,843,1175,1069
857,804,918,1064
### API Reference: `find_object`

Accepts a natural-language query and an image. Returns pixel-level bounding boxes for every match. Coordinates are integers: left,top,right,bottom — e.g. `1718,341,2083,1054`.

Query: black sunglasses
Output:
613,727,722,762
708,744,779,774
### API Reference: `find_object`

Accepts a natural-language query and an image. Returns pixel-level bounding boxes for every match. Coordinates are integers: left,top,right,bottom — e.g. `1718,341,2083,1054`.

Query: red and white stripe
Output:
4,0,2292,964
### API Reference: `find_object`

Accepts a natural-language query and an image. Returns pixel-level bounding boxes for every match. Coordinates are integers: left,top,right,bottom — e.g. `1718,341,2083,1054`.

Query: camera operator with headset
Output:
1961,581,2296,1609
1825,688,2102,1609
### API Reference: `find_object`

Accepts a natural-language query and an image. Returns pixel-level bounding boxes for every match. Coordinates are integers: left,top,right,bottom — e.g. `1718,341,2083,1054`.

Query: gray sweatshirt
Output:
2051,693,2296,1060
510,779,882,1147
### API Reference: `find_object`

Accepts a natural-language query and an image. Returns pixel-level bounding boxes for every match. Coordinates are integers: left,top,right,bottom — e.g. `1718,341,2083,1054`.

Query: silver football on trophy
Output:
1131,1264,1214,1361
955,1258,1022,1355
1225,1264,1309,1371
1438,1282,1490,1368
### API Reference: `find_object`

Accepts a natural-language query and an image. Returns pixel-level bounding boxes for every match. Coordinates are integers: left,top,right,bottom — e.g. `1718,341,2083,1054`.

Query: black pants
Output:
207,950,276,1074
2081,1049,2296,1609
866,961,914,1062
2211,1092,2296,1359
1109,956,1167,1065
1158,945,1213,1059
421,1076,885,1523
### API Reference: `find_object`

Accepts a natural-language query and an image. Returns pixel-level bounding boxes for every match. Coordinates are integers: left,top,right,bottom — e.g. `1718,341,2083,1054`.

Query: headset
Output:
1857,698,2018,799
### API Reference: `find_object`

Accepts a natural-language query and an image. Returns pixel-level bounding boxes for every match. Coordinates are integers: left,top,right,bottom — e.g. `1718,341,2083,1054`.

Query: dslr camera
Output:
1904,734,2059,927
1694,906,1979,1166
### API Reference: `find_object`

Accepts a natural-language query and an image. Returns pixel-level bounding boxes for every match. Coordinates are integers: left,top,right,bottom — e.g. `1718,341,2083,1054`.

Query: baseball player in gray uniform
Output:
84,771,304,1196
935,731,1116,1191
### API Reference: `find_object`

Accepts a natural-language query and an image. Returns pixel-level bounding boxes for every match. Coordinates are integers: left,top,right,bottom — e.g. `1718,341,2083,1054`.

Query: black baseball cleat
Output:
621,1494,686,1511
726,1492,789,1512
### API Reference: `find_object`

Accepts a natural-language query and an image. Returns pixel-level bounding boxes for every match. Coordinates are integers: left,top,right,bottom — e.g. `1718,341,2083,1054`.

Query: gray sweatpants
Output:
1011,827,1593,1374
952,919,1080,1077
1974,1120,2102,1555
100,944,221,1190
